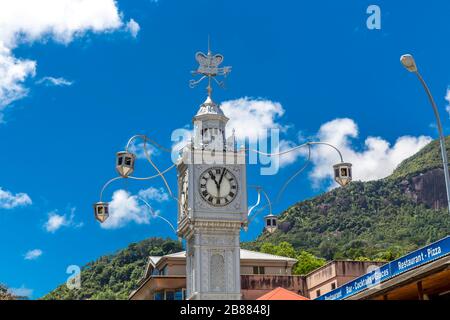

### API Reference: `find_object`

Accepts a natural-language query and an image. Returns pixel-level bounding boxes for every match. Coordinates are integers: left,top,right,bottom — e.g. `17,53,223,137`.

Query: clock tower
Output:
177,46,247,300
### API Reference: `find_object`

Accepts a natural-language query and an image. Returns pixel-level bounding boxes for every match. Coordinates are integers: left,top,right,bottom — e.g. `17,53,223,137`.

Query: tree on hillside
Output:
0,284,22,300
260,241,326,275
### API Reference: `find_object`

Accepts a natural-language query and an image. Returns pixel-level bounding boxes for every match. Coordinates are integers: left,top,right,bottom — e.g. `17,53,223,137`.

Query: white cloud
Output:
278,139,309,168
128,140,160,160
44,207,82,233
0,187,32,209
220,97,302,168
138,187,169,203
0,0,135,120
126,19,140,38
221,97,287,142
101,189,151,229
8,286,33,298
24,249,42,260
102,187,169,229
0,46,36,121
309,118,432,187
36,76,73,87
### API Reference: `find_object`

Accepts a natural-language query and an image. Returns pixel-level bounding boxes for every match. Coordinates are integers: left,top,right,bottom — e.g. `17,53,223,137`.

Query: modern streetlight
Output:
400,54,450,213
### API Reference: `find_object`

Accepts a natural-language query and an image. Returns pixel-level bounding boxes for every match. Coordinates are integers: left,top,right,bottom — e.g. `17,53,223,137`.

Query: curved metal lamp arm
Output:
276,144,311,202
99,176,123,202
99,165,176,201
124,134,178,202
307,142,344,163
127,164,176,181
142,139,177,202
125,134,172,153
247,185,272,226
247,141,344,163
138,197,177,234
247,188,261,216
125,134,188,155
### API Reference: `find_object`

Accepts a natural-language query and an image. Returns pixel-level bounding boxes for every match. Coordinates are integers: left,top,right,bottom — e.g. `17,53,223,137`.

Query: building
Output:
317,236,450,300
257,287,309,300
305,260,385,299
130,249,298,300
129,249,381,300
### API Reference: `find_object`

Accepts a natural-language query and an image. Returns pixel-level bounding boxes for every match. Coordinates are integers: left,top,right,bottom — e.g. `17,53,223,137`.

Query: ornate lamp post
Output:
400,54,450,213
92,42,354,300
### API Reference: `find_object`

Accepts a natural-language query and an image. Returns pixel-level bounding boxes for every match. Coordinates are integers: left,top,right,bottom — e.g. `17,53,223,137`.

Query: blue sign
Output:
316,236,450,300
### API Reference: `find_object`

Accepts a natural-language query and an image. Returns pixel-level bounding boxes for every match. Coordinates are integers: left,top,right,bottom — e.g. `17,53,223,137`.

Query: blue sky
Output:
0,0,450,299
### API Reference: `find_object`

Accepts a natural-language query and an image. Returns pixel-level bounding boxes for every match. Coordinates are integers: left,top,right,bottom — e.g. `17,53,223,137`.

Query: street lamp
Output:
400,54,450,214
245,142,352,232
93,135,177,224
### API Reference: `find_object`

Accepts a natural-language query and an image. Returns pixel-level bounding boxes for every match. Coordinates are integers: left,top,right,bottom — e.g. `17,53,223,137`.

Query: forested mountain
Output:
43,138,450,299
42,238,182,300
0,284,22,300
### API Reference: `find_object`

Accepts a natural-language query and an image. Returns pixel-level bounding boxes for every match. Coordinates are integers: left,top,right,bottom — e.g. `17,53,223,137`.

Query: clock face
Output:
199,167,238,207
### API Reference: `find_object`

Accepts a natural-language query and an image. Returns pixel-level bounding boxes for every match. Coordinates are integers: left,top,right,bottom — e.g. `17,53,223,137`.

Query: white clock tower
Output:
177,46,247,300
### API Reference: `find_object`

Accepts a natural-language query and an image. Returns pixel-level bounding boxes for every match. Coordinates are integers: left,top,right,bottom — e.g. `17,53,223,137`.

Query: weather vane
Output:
189,38,232,97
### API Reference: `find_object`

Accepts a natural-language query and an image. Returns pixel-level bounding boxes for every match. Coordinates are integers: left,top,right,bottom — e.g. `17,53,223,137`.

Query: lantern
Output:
116,151,136,177
333,162,352,187
94,202,109,223
264,214,278,234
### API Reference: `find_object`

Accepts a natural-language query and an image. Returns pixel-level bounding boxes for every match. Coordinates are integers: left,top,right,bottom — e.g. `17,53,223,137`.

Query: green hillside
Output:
42,238,182,300
389,136,450,180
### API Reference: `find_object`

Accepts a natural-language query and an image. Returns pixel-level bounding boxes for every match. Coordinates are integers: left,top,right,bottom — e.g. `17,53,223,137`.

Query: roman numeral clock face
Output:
199,167,238,207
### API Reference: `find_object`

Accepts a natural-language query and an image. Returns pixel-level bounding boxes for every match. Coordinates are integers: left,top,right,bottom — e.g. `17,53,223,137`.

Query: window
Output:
272,219,277,226
165,291,175,300
160,265,168,275
331,283,336,290
154,291,163,300
266,219,271,226
316,290,321,297
175,290,183,300
155,289,185,300
253,266,265,275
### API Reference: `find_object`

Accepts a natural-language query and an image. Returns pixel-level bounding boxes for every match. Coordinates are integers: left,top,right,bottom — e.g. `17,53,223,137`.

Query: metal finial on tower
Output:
207,35,211,55
189,39,232,98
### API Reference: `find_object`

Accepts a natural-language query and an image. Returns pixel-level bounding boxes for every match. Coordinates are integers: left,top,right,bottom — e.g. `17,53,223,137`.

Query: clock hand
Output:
218,168,227,188
210,172,220,189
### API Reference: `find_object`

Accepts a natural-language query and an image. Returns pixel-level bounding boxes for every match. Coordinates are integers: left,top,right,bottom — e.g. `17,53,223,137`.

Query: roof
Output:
257,287,309,300
149,256,162,265
240,249,297,262
194,96,229,120
161,251,186,259
151,249,297,263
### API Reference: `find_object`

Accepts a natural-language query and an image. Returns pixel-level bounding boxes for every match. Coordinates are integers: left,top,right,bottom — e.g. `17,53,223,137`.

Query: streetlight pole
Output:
401,54,450,213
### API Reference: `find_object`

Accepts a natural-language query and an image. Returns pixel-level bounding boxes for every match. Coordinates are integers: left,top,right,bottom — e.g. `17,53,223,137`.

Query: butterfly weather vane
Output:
189,40,232,97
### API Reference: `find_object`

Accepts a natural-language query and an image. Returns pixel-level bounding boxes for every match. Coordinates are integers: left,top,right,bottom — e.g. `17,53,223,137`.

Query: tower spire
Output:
189,38,232,100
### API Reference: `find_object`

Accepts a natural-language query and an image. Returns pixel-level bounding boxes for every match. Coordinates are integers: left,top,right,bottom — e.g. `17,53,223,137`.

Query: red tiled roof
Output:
257,287,310,300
